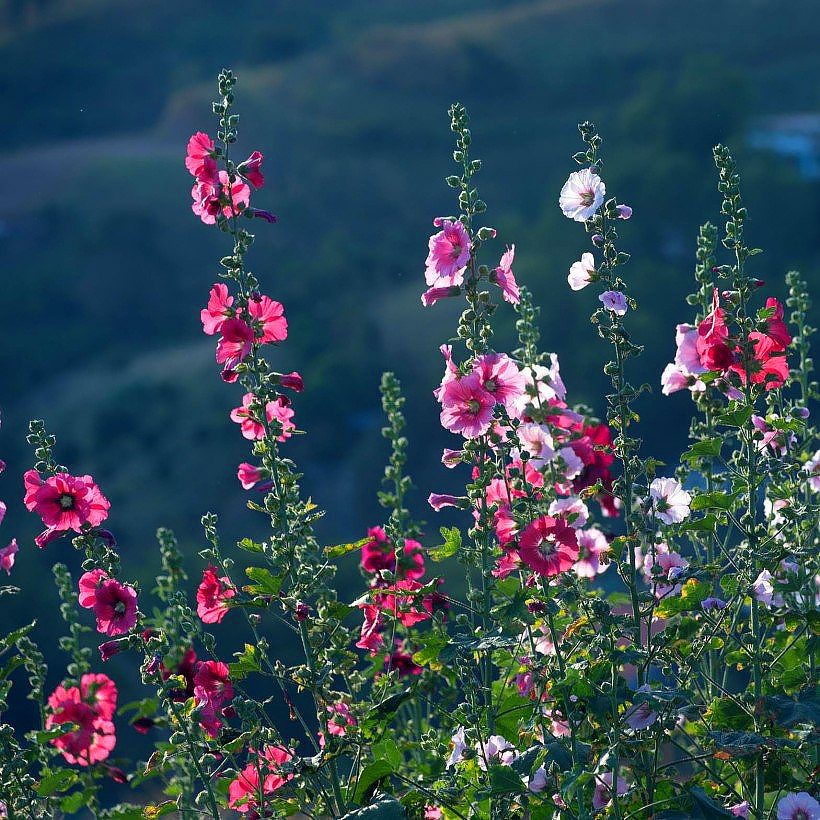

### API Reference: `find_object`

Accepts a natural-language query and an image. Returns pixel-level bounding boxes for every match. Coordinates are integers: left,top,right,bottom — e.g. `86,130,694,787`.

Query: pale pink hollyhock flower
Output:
446,726,468,768
237,151,264,189
441,449,463,468
526,765,548,794
776,792,820,820
559,168,605,221
753,569,775,608
515,423,556,468
201,284,234,335
568,252,596,291
425,807,443,820
493,245,520,305
558,446,584,481
476,735,518,770
421,284,460,307
729,801,749,818
573,527,609,579
0,539,17,575
439,373,496,438
522,354,567,404
599,290,628,315
661,363,691,396
592,772,628,811
519,516,579,578
533,626,556,656
237,463,264,490
473,353,526,415
675,324,706,374
649,477,691,524
643,543,688,599
624,684,657,730
548,496,588,529
764,497,788,532
803,450,820,492
432,344,459,402
230,393,295,442
752,415,793,455
185,132,216,180
248,295,287,344
425,219,471,286
616,204,633,219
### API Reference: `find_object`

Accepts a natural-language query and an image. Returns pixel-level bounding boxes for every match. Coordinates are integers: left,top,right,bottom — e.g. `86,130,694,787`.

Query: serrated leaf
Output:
429,527,462,562
715,407,753,427
35,769,77,796
412,631,449,668
324,537,369,558
655,580,711,617
682,438,722,462
244,567,283,596
237,538,265,554
488,764,525,795
691,492,738,511
228,643,263,680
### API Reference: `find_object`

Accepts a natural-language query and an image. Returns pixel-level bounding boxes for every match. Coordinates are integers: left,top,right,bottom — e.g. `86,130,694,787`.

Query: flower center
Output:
467,399,481,414
114,601,126,616
450,242,462,259
538,538,556,558
484,379,497,393
59,493,75,510
580,190,594,206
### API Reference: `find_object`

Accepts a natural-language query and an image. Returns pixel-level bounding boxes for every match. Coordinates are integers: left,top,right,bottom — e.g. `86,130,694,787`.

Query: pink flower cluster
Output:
228,744,293,813
46,674,117,765
78,570,138,636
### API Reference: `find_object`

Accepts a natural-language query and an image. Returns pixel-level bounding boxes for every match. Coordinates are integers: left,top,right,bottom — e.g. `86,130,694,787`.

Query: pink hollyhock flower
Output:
0,539,17,575
78,569,108,608
752,414,793,455
522,354,567,404
185,132,216,181
764,297,792,350
428,493,464,512
447,726,468,768
361,527,424,580
514,423,556,468
526,765,548,794
98,639,127,662
492,548,521,578
473,353,526,415
548,496,588,529
248,294,288,343
24,470,110,546
237,462,265,490
660,363,690,395
675,323,706,375
78,570,138,636
425,219,471,286
191,170,250,224
421,284,460,307
616,204,633,219
441,448,463,468
425,807,444,820
753,569,775,608
559,168,605,221
624,684,657,729
518,516,579,577
568,252,596,291
196,566,236,624
279,371,304,391
439,373,496,438
230,393,295,441
649,477,691,524
804,450,820,492
642,543,688,599
356,605,385,653
229,745,294,813
475,735,518,771
573,527,609,579
215,316,254,373
493,245,520,304
432,344,459,402
325,700,356,738
730,331,789,390
194,660,234,736
379,579,431,627
729,801,750,818
776,793,820,820
599,290,628,315
81,673,118,720
200,284,233,335
237,151,264,189
592,772,629,810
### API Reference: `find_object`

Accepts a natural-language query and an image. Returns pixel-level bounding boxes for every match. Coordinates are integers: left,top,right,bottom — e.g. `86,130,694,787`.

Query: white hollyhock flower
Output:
559,168,605,221
649,477,691,524
568,252,596,290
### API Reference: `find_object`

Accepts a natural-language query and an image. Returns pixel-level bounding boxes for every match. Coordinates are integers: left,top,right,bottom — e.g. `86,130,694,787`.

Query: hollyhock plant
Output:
425,218,471,286
229,745,294,813
196,565,236,624
559,167,605,221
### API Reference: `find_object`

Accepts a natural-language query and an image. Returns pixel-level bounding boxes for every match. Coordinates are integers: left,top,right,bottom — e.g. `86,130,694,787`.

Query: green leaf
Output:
765,694,820,728
704,697,752,730
237,538,265,554
488,765,525,796
372,740,403,770
681,438,722,462
715,406,753,427
143,803,177,819
340,797,406,820
691,492,739,511
244,567,283,596
0,620,36,654
59,791,91,814
352,760,394,804
363,690,415,728
35,769,78,796
324,537,369,559
429,527,462,562
656,580,711,617
228,643,263,680
680,514,717,533
412,631,449,668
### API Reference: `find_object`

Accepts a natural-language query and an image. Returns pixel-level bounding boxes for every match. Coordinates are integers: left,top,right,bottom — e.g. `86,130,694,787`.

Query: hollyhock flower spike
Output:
559,167,605,221
568,252,596,291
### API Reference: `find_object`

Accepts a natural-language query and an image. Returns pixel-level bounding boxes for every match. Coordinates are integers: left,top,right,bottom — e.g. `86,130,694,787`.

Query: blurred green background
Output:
0,0,819,782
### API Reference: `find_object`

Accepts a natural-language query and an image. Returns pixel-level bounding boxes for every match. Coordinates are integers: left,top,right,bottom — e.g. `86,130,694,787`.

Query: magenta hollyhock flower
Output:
439,372,496,438
237,151,264,189
473,353,526,415
559,168,605,221
194,660,234,737
248,294,287,343
230,393,295,441
573,527,609,579
360,527,424,580
237,462,265,490
421,284,460,307
0,539,17,575
191,170,250,224
493,245,520,305
379,579,431,627
356,605,385,653
196,566,236,624
215,316,254,372
229,745,294,813
185,132,216,181
279,371,304,391
79,571,138,636
24,470,110,547
518,515,579,578
599,290,628,315
568,252,596,291
425,218,471,286
200,283,234,335
776,793,820,820
325,700,356,738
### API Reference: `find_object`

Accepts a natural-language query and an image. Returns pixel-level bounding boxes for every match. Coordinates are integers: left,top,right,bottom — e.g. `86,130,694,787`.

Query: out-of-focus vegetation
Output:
0,2,818,749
